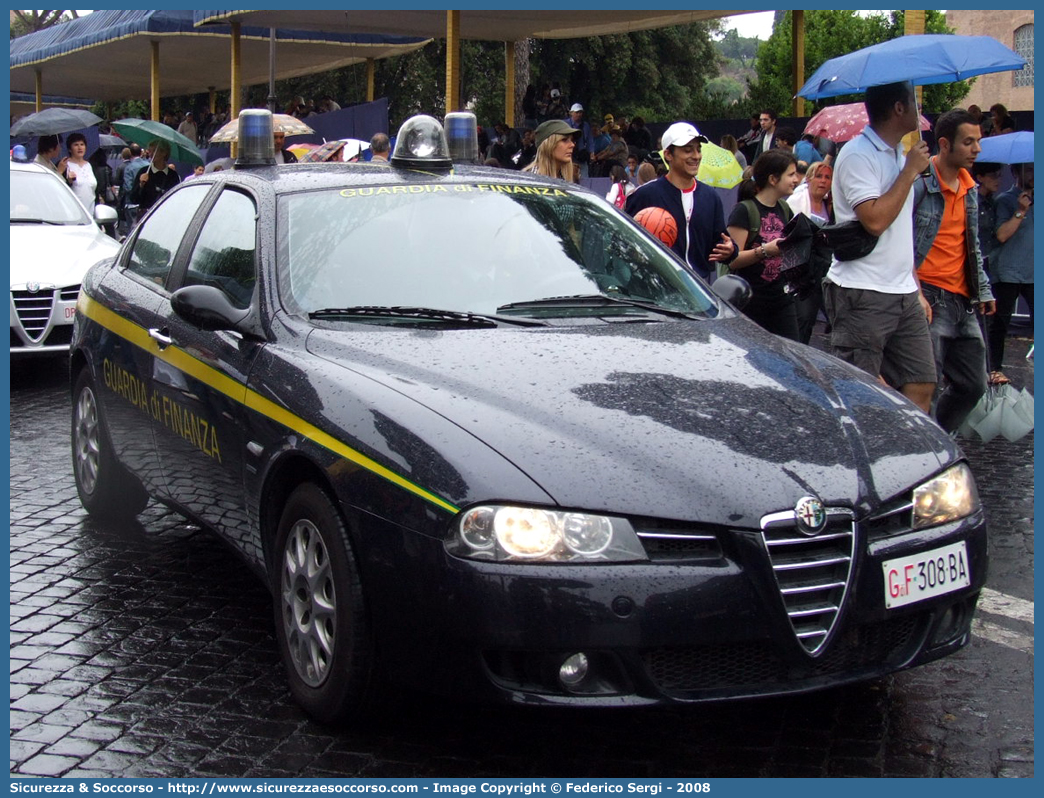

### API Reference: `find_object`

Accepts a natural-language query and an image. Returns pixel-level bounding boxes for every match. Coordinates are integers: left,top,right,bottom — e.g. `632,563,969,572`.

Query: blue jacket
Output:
912,160,993,303
625,176,734,280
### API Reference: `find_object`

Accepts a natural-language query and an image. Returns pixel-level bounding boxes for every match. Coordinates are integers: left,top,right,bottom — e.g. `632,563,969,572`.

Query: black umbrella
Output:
10,107,103,137
99,133,126,148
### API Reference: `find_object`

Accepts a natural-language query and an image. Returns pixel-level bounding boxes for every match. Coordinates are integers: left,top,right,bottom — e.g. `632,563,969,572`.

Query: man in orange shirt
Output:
910,109,996,433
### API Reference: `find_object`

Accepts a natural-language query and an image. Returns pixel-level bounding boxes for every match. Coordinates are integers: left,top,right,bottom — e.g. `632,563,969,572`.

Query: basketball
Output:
634,206,678,247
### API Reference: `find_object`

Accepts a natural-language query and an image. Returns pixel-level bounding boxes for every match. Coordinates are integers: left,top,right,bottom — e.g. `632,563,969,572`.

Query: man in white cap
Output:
564,102,594,178
625,122,736,280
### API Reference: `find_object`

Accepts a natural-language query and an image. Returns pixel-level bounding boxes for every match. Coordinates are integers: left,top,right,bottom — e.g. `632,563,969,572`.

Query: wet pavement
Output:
9,334,1034,779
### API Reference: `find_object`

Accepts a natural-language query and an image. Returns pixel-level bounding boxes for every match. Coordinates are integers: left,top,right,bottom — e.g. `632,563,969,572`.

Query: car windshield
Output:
277,181,719,321
10,168,93,225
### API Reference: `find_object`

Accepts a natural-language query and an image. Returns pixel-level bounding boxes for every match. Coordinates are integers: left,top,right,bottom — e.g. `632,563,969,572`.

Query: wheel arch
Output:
69,348,90,395
258,450,344,578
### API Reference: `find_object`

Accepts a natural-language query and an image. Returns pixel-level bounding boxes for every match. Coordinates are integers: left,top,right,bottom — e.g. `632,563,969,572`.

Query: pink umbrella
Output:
804,102,931,143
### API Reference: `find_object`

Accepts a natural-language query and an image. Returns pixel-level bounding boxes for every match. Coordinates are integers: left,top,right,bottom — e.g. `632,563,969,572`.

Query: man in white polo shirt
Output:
822,80,935,412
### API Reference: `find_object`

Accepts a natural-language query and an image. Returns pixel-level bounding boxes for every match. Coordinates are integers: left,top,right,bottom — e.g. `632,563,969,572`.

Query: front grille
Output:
862,494,915,539
643,614,924,693
60,284,81,302
761,507,855,655
12,288,57,340
634,519,722,561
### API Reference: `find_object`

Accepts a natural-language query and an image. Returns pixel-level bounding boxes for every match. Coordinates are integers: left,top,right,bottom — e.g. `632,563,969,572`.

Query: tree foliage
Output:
748,10,970,115
528,23,722,124
266,22,723,130
10,10,77,39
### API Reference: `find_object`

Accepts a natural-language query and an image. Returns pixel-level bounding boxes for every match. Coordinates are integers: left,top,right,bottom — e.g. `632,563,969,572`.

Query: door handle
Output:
148,327,172,349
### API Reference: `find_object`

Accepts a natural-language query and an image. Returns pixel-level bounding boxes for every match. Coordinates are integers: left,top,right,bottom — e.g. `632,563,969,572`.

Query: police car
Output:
70,111,987,723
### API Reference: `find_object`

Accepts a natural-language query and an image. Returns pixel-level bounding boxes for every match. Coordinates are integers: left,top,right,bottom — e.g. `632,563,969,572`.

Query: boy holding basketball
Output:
625,121,737,279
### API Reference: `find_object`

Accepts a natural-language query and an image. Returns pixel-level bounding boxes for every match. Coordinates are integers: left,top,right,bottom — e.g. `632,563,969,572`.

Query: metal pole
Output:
267,28,278,113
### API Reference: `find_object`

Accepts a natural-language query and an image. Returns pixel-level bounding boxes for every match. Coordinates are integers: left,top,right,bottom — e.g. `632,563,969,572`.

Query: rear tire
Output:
272,482,375,724
71,368,149,521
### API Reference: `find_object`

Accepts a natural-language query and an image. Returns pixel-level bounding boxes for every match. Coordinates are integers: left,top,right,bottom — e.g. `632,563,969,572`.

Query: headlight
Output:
912,463,980,529
447,505,648,563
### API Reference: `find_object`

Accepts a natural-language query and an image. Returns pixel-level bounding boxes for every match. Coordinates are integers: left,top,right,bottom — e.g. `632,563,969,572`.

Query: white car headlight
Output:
912,463,980,529
448,505,648,563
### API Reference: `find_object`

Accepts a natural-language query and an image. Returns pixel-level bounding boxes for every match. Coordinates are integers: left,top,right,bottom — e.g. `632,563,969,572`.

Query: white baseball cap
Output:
569,103,584,113
661,122,708,149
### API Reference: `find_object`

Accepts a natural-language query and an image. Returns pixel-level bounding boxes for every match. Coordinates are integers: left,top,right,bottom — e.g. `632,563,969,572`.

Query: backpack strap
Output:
740,199,760,244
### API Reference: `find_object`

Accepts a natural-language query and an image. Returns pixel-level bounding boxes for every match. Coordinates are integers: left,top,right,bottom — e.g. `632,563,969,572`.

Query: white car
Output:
10,160,121,355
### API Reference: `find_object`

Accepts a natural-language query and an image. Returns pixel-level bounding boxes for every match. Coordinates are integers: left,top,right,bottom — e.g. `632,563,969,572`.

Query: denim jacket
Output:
912,162,994,303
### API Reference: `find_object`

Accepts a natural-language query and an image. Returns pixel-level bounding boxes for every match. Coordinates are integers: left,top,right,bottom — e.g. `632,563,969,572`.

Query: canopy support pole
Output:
231,21,242,157
366,58,375,102
267,28,277,113
150,41,160,121
34,70,43,113
504,42,515,128
902,10,927,151
791,11,805,118
445,10,461,112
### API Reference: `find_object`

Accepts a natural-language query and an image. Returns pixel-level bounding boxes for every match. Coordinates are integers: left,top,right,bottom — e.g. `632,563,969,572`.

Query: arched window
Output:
1013,24,1034,87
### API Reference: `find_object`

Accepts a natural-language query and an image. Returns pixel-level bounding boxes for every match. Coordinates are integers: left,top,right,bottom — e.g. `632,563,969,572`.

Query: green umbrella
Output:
111,118,203,166
695,142,744,189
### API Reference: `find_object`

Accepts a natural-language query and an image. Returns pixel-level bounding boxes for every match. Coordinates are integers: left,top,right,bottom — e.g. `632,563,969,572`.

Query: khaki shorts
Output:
822,282,937,388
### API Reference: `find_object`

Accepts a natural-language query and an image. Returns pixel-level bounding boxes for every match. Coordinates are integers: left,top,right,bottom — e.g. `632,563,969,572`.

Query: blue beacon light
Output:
236,110,275,167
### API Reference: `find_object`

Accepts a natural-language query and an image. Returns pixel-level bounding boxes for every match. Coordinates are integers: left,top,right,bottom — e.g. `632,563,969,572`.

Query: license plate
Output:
883,541,970,609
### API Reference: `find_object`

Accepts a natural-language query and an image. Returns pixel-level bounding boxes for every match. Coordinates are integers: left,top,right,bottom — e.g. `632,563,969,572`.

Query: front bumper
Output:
358,510,988,707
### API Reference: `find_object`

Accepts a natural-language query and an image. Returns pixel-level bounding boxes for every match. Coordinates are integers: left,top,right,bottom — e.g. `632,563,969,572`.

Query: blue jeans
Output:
922,283,988,433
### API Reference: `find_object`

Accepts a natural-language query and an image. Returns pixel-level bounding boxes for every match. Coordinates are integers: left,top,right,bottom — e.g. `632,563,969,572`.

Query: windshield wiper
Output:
308,305,547,327
11,218,65,225
497,294,698,320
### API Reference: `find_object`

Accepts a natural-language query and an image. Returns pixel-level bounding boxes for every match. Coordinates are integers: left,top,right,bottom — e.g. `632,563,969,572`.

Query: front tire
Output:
71,368,148,521
273,482,375,724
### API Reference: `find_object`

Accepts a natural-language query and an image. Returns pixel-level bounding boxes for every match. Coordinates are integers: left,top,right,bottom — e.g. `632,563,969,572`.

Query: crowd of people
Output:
618,84,1030,437
14,84,1031,436
504,82,1032,436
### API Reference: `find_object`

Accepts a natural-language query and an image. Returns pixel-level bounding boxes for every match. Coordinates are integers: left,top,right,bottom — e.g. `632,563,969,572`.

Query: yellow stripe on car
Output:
77,294,460,515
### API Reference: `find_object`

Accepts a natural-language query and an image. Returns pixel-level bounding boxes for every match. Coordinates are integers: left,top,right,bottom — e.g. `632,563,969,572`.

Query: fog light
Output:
559,653,589,688
930,602,966,646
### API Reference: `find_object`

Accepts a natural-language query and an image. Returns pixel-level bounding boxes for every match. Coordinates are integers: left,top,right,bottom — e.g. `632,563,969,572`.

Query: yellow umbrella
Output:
695,142,744,189
208,113,314,143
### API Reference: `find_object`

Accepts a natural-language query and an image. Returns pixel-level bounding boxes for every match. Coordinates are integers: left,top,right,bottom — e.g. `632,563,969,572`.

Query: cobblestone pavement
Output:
9,336,1034,779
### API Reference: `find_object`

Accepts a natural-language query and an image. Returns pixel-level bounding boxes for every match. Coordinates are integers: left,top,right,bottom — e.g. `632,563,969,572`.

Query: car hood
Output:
9,223,120,288
306,318,958,527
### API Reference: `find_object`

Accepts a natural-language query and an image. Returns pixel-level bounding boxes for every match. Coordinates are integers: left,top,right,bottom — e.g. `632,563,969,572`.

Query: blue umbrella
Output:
798,35,1026,100
978,131,1034,164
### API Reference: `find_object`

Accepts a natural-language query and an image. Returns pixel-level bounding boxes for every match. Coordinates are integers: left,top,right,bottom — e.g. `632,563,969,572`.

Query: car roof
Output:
10,160,51,175
189,161,592,196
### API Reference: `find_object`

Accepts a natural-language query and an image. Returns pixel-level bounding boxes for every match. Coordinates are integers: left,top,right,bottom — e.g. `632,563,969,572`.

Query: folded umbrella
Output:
10,107,102,137
111,118,203,166
961,383,1035,443
208,113,315,143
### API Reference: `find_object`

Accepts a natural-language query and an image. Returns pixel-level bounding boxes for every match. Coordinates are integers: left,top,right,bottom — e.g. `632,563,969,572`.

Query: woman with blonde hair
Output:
786,160,834,344
523,119,580,183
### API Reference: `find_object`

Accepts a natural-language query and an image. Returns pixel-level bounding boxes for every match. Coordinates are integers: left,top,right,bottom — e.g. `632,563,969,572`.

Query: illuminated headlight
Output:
448,505,648,563
912,463,980,529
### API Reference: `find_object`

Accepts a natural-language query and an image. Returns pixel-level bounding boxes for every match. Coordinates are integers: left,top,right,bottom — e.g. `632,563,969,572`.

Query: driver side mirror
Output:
171,284,258,335
710,273,752,310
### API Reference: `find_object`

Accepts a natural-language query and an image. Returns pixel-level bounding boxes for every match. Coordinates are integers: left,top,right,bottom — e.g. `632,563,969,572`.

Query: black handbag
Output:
816,220,878,261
